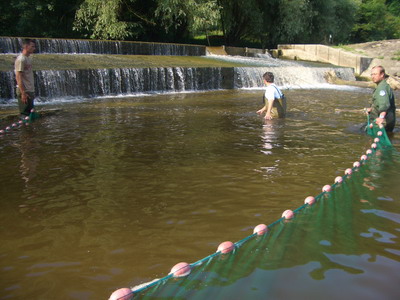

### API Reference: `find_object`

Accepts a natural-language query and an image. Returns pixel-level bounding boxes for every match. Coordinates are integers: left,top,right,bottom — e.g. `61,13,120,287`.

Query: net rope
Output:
0,109,39,135
111,116,396,299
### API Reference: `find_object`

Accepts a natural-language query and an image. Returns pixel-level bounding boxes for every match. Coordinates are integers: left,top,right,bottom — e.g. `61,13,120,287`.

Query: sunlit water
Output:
0,89,399,299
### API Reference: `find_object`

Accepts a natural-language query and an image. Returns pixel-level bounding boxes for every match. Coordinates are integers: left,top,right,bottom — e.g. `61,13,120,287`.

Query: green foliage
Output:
218,0,264,46
392,51,400,61
155,0,220,44
352,0,400,42
74,0,135,40
0,0,399,47
0,0,81,38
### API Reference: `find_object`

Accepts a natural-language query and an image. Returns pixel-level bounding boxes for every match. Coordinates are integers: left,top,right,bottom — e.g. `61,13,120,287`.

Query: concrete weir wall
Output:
278,44,373,75
207,46,266,57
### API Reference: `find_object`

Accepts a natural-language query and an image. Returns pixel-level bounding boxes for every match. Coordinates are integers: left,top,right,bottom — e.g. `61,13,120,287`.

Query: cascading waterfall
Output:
0,64,355,102
0,67,226,101
0,38,358,103
234,66,356,89
207,53,356,89
0,37,205,55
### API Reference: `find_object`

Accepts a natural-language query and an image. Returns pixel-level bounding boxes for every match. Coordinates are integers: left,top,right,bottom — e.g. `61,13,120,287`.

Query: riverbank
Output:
345,39,400,78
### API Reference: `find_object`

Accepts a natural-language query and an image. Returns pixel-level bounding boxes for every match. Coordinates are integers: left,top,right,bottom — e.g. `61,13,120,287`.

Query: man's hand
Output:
375,117,385,125
264,112,272,120
21,92,28,104
257,108,265,115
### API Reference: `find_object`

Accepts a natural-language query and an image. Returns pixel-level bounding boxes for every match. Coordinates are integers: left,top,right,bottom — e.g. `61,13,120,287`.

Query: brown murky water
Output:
0,88,399,299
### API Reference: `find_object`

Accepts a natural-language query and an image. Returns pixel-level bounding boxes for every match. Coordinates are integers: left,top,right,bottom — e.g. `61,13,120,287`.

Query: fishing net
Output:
111,118,399,300
0,109,40,134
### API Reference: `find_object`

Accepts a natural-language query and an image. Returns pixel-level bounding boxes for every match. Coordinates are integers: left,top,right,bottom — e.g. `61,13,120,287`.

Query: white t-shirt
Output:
15,54,35,93
264,84,282,101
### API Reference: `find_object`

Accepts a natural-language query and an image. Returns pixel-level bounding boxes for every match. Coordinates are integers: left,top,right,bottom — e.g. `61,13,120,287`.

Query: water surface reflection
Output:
0,89,399,299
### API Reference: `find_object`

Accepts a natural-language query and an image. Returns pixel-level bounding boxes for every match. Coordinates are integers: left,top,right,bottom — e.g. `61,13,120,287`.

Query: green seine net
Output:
128,118,398,300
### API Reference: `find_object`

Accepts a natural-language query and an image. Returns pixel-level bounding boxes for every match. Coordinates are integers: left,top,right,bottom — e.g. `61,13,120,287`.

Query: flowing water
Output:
0,88,399,299
0,37,205,55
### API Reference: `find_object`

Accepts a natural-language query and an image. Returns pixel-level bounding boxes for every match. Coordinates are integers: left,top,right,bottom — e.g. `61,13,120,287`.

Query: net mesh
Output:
118,119,397,300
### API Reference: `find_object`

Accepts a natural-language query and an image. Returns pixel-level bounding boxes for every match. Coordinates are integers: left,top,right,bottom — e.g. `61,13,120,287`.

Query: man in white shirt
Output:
256,72,286,120
15,39,36,116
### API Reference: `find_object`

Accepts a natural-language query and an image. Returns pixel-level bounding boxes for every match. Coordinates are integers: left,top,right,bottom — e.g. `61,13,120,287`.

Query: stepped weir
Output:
0,37,356,102
1,37,399,300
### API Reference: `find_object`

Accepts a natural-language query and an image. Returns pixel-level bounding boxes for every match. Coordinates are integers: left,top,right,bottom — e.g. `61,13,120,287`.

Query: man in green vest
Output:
366,66,396,132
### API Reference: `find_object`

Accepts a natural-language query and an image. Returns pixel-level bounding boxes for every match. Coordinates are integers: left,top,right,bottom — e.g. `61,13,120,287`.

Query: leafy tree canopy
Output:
1,0,399,47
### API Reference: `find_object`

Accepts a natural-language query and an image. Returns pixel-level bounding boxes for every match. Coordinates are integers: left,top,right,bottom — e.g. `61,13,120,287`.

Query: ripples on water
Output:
0,89,399,299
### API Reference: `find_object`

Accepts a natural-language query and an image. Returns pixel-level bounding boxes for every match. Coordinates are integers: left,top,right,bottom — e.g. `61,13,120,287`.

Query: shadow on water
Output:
0,89,399,299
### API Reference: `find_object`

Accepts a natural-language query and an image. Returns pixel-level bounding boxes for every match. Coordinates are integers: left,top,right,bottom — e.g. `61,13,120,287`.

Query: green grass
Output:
334,44,366,55
0,53,253,72
391,51,400,61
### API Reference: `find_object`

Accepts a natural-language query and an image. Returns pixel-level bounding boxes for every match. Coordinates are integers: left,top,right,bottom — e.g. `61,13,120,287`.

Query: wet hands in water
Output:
257,108,265,115
265,112,273,120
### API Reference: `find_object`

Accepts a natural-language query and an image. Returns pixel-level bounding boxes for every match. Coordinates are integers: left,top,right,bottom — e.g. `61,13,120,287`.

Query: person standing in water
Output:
366,66,396,132
257,72,286,120
15,39,36,117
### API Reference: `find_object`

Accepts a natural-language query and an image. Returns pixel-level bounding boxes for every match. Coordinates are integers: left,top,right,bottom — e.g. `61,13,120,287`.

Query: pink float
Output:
217,241,235,254
322,185,331,192
0,130,4,134
360,155,367,161
304,196,315,205
282,209,294,220
253,224,268,235
345,168,352,175
169,262,191,277
334,176,343,184
371,143,377,149
374,137,380,143
353,161,360,168
377,131,383,136
109,288,133,300
366,149,372,155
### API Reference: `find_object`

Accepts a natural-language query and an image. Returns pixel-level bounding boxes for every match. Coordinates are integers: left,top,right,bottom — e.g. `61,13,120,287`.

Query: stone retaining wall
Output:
277,44,373,75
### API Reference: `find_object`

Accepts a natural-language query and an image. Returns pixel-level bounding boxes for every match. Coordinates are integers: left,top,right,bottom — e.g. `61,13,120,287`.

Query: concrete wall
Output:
207,46,266,57
277,44,373,75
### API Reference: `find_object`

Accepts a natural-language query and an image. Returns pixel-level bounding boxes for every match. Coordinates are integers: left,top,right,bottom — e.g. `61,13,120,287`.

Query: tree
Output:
74,0,135,40
0,0,82,38
155,0,221,45
266,0,313,46
217,0,264,46
352,0,400,42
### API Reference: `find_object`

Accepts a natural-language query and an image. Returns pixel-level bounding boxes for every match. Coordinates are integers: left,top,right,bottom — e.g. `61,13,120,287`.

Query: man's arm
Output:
375,87,391,125
15,71,28,104
264,98,275,120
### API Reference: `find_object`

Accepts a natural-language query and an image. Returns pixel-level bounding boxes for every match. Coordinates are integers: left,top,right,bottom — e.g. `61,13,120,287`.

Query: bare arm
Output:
265,99,275,120
16,71,28,103
257,104,267,115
